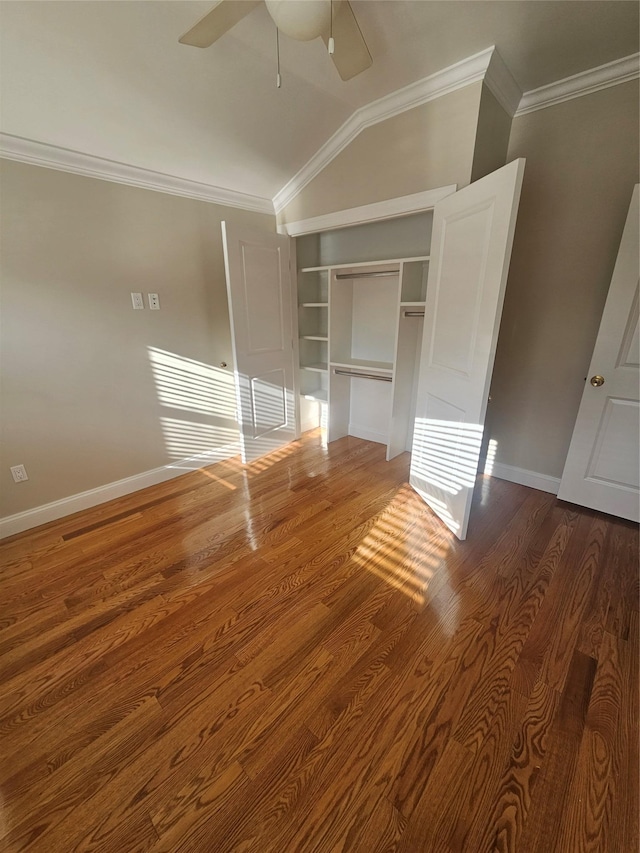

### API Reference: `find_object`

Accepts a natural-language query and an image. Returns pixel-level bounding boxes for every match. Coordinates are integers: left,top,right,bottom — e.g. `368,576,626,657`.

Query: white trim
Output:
301,417,320,433
3,52,637,217
0,443,240,540
278,186,456,236
515,52,640,117
0,133,274,215
274,49,639,216
348,425,388,446
273,47,496,215
490,462,560,495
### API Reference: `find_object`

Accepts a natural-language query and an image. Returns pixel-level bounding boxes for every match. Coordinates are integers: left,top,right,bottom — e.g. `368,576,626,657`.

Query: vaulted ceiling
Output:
1,1,638,205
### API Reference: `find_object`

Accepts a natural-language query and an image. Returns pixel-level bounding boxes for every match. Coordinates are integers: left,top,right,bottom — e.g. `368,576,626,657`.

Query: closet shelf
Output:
335,270,398,280
298,246,431,454
303,390,328,403
330,358,393,376
299,255,430,274
300,363,328,373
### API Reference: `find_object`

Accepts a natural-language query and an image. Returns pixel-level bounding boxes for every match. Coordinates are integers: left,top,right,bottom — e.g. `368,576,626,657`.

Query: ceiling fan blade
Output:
179,0,261,48
321,1,372,81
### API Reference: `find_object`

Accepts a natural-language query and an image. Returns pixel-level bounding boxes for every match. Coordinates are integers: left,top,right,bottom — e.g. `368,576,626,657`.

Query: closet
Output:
296,212,433,460
224,159,525,539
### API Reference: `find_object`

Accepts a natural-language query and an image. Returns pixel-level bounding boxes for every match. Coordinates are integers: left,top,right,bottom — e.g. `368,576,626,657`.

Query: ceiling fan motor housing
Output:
265,0,342,41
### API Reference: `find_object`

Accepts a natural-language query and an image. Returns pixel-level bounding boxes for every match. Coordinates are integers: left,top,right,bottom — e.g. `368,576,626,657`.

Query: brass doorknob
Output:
590,375,605,387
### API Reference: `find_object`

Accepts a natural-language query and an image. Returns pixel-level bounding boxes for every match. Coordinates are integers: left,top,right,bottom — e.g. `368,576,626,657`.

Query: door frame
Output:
280,184,457,449
277,186,457,237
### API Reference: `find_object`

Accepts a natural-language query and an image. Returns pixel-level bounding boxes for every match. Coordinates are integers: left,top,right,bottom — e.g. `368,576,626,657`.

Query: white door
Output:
221,221,298,463
558,186,639,522
410,159,525,540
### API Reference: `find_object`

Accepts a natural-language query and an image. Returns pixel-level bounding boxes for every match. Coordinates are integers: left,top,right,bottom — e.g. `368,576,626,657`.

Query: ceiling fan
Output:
179,0,372,81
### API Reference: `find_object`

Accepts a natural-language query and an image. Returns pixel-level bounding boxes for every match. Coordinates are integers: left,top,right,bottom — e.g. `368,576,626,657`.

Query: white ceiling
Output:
1,1,638,203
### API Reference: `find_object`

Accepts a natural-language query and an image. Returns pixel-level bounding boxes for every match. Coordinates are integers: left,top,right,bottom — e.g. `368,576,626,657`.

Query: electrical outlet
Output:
131,292,144,310
10,464,28,483
148,293,160,310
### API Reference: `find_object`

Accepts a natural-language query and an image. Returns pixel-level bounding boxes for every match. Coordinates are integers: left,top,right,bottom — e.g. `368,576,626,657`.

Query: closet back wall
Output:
0,160,276,517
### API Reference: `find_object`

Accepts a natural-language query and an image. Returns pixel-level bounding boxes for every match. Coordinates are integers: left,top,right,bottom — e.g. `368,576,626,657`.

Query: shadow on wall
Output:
148,346,239,465
148,346,300,480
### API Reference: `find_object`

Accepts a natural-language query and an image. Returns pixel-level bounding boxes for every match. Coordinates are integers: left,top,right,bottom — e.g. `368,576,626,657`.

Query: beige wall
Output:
281,77,639,481
278,82,483,225
470,85,512,182
489,79,639,478
0,161,275,516
2,77,637,521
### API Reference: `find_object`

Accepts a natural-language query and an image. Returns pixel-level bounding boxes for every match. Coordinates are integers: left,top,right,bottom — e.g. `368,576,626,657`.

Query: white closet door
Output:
410,159,525,540
558,186,639,522
222,221,297,463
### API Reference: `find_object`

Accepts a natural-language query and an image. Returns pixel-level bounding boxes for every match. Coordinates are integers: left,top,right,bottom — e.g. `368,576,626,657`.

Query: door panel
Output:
410,159,525,539
586,398,639,487
429,202,492,377
222,222,297,463
617,285,639,367
251,369,287,437
558,186,640,521
241,244,285,353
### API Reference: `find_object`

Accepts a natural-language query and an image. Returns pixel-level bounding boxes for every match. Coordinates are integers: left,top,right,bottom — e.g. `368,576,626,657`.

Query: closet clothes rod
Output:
403,310,425,317
334,270,398,280
333,369,392,382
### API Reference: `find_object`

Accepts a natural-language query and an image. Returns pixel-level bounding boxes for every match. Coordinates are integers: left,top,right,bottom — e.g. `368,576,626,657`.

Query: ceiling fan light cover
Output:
265,0,341,41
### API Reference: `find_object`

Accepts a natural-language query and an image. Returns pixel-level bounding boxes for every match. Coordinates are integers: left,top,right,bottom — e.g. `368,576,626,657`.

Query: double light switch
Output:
131,293,160,310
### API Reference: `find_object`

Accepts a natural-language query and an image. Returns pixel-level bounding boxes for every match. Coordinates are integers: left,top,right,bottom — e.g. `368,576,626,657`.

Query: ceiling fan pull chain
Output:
328,0,335,55
276,25,282,88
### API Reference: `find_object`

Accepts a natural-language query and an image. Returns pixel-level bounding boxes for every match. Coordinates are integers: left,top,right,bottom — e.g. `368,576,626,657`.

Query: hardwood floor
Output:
0,430,637,852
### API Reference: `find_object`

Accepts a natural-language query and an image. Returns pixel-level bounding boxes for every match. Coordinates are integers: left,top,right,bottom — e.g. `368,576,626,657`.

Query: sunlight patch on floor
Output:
351,486,454,608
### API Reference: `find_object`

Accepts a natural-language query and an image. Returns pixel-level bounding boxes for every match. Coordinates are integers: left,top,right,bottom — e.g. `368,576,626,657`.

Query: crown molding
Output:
274,49,639,214
0,133,275,215
515,52,640,117
4,50,636,219
273,47,497,215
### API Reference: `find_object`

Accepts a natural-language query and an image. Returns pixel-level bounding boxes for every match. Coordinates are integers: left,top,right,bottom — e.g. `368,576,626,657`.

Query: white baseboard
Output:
0,443,560,540
0,443,240,540
348,424,388,446
489,461,560,495
301,417,321,433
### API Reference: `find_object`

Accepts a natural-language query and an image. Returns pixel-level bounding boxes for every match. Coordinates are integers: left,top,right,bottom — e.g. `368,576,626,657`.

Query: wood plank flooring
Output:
0,430,637,852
